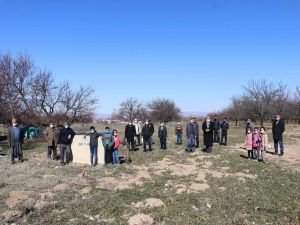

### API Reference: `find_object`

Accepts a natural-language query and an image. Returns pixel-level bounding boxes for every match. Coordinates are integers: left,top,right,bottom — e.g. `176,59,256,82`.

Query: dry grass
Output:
0,123,299,224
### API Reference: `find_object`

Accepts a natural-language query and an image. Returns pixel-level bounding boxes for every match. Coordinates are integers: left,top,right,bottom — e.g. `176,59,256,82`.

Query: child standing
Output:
112,129,120,165
259,127,268,163
245,127,253,159
84,126,101,166
252,127,261,160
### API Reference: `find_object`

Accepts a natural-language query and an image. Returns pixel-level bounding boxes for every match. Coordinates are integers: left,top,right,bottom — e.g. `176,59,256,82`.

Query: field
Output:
0,123,300,225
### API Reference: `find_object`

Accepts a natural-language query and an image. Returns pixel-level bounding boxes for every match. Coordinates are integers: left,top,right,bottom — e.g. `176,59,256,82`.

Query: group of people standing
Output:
244,114,285,163
185,116,229,153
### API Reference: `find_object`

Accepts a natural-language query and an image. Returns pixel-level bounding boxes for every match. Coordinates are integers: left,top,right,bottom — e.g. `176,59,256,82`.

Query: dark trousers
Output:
136,134,141,145
105,145,112,164
90,145,98,166
205,145,212,153
221,132,227,145
213,130,220,142
143,137,152,151
11,142,23,162
195,135,199,148
159,137,167,149
127,138,135,151
274,137,284,155
48,145,57,160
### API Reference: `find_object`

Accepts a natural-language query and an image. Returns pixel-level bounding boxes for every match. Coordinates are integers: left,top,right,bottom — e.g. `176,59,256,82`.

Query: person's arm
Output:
165,126,167,137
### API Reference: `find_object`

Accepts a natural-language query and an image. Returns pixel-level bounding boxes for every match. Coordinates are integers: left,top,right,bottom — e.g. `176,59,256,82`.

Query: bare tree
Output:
115,97,145,121
147,98,181,122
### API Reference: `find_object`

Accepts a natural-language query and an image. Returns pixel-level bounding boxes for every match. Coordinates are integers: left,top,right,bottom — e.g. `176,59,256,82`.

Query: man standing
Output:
193,118,200,148
142,119,154,152
220,118,229,146
57,122,75,166
158,121,167,149
272,114,285,156
186,118,197,152
213,115,221,143
148,120,155,144
125,121,136,151
101,126,114,164
134,118,141,146
45,122,59,160
8,117,24,164
202,117,214,153
175,122,183,144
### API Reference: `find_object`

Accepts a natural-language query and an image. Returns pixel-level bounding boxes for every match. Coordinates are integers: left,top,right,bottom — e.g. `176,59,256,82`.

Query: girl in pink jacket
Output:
259,127,268,163
244,128,253,159
112,129,120,165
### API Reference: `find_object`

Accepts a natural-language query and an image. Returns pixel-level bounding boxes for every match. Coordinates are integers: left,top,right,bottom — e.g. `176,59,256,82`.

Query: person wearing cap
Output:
7,117,25,164
133,118,141,146
272,114,285,156
45,122,59,160
57,122,75,166
175,121,183,144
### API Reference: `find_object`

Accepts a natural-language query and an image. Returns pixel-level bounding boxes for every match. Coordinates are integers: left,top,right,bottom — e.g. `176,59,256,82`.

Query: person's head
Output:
260,126,266,134
134,118,138,123
145,119,149,125
50,122,54,128
254,127,258,133
206,117,210,123
275,114,280,121
12,117,18,126
247,119,251,124
177,121,181,125
214,115,217,120
190,118,194,123
223,117,227,122
128,120,132,125
105,126,110,133
113,129,118,136
247,127,251,133
160,121,164,126
90,126,95,133
64,122,69,129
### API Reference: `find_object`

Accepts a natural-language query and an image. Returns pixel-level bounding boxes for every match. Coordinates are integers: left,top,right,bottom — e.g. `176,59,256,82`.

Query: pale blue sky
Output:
0,0,299,114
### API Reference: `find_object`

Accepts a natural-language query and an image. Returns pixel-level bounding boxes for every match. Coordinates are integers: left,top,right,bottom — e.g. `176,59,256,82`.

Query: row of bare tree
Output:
0,53,98,125
111,97,181,122
211,80,300,125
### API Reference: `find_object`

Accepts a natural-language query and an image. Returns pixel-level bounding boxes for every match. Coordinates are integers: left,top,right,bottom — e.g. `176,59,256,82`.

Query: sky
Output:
0,0,300,115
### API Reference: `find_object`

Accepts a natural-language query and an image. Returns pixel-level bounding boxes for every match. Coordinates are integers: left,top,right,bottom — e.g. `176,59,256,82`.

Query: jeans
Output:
274,137,284,155
60,144,71,164
187,135,195,151
176,133,182,144
112,149,120,164
143,137,152,151
90,145,98,166
257,150,266,162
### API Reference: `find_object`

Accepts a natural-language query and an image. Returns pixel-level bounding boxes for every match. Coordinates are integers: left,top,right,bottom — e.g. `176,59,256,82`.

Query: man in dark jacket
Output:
272,114,285,156
84,126,101,166
202,117,214,153
186,118,198,152
220,118,229,146
58,122,75,166
7,117,25,164
213,115,221,143
158,121,167,149
125,121,136,151
142,119,154,152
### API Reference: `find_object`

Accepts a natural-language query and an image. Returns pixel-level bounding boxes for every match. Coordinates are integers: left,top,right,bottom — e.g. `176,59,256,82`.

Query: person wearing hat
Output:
45,122,59,160
57,122,75,166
